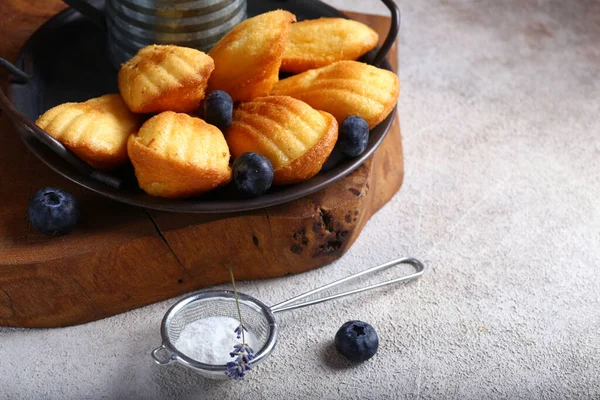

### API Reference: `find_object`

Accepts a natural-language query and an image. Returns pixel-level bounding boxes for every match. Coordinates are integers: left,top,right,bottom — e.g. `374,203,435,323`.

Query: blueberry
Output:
334,320,379,362
339,116,369,157
28,188,80,236
204,90,233,132
233,153,274,198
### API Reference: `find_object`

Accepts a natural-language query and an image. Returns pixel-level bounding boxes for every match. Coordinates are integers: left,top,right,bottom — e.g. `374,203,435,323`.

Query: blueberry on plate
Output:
335,320,379,362
28,187,80,236
204,90,234,132
338,116,370,157
233,153,274,198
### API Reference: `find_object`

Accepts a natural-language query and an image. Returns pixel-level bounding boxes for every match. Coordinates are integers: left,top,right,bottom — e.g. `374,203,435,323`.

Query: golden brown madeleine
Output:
207,10,296,102
226,96,338,185
128,111,231,198
281,18,379,73
118,45,214,114
271,60,399,129
36,94,143,170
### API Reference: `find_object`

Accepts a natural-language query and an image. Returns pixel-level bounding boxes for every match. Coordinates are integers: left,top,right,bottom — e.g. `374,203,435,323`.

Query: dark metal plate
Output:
6,0,397,213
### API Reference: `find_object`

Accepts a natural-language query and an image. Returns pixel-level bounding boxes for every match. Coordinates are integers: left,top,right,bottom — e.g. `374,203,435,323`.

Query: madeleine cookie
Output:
118,45,214,114
128,111,231,198
226,96,338,185
36,94,143,170
271,61,399,129
281,18,379,73
208,10,296,102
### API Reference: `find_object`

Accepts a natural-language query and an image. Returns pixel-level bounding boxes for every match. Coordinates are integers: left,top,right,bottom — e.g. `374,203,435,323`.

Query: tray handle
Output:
0,58,123,189
370,0,401,67
61,0,106,30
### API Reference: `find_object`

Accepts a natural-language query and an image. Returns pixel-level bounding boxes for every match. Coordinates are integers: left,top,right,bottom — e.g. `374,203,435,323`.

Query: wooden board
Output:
0,3,402,328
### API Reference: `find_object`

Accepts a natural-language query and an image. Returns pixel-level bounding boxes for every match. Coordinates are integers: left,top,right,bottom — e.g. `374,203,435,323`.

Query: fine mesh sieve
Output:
151,257,424,379
152,291,277,378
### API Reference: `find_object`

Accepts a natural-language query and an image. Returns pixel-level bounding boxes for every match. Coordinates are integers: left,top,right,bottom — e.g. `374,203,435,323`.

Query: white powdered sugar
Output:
174,316,258,365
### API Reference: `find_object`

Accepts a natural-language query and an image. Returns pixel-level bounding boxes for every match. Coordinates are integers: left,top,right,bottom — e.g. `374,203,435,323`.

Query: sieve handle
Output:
151,344,176,365
270,257,424,314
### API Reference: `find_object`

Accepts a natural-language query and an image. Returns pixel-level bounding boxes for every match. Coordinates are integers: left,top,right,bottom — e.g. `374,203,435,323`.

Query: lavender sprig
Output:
234,325,248,340
226,265,254,380
226,343,255,380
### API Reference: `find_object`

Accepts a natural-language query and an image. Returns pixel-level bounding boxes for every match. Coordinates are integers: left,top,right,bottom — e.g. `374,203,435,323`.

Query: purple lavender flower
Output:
225,343,255,380
234,325,248,340
227,264,255,380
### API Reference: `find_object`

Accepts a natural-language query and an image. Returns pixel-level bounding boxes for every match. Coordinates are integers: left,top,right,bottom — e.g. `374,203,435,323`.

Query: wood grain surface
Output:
0,3,402,328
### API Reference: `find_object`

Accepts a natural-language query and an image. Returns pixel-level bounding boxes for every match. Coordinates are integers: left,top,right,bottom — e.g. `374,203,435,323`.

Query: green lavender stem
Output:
228,264,246,345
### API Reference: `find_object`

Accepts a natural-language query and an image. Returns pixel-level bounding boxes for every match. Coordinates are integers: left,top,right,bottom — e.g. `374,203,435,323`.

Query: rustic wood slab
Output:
0,3,402,328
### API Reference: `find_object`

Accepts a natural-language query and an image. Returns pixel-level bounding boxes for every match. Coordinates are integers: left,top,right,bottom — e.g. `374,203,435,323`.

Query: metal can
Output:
105,0,247,67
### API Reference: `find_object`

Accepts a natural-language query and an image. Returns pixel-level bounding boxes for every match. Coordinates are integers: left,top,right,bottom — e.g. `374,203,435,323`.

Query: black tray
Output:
0,0,400,213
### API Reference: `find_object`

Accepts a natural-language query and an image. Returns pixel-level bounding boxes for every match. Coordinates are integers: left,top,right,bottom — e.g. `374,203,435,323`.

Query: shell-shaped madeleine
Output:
118,45,214,114
227,96,338,185
36,94,143,170
208,10,296,102
271,60,399,129
281,18,379,74
128,111,231,198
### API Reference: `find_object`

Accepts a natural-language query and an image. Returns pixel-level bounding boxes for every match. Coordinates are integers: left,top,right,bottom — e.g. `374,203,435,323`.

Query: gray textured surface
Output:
1,0,600,398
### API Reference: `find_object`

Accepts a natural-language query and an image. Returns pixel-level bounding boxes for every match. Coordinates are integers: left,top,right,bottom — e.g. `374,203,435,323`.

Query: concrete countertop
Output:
1,0,599,398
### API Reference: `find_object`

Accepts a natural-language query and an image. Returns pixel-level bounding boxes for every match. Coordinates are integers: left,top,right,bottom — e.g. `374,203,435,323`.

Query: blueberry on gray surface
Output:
339,116,370,157
28,188,80,236
334,320,379,362
204,90,233,132
233,153,274,198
